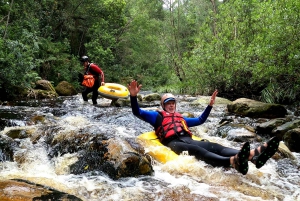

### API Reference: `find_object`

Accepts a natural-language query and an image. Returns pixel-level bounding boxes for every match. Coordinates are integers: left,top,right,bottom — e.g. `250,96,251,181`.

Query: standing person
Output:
79,56,105,105
128,80,279,175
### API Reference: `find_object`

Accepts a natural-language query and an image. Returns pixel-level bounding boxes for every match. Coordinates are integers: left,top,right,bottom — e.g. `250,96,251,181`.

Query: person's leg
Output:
166,138,250,174
82,87,93,102
92,90,98,104
184,137,279,169
166,140,231,167
92,81,100,105
180,137,239,157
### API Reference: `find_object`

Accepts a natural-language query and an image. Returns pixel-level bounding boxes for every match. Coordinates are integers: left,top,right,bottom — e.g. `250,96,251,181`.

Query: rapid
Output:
0,94,299,201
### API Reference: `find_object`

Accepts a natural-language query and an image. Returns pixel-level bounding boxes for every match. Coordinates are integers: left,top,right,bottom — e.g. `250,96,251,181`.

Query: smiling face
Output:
163,100,176,113
161,93,177,113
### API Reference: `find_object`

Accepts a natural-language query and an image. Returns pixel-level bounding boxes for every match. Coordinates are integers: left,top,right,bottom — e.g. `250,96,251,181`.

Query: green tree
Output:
84,0,127,83
115,0,169,88
186,0,300,103
0,0,42,100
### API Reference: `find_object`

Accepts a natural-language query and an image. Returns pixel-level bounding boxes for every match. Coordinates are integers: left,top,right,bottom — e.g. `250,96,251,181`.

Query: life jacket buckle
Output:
178,132,185,136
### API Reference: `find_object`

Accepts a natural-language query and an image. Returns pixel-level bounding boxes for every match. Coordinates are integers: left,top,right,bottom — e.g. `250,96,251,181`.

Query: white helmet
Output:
161,93,176,108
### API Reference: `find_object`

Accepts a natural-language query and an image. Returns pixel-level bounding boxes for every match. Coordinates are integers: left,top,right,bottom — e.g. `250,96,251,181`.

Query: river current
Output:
0,94,299,201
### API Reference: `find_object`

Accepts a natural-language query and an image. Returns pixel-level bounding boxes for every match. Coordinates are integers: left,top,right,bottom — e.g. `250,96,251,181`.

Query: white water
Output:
0,95,299,201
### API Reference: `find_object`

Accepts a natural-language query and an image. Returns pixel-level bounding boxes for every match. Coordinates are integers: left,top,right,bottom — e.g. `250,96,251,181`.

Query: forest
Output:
0,0,299,104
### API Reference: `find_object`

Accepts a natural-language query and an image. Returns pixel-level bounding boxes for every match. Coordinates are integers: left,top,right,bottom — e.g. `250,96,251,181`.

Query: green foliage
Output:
115,0,169,87
0,29,41,100
1,0,300,104
79,0,127,83
261,80,299,104
185,0,300,102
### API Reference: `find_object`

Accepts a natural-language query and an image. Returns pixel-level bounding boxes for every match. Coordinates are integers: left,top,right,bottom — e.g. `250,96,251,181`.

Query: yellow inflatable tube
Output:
98,83,129,99
137,131,202,164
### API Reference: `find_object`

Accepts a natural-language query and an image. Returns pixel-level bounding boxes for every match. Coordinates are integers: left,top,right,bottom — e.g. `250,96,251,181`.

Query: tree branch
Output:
3,0,14,39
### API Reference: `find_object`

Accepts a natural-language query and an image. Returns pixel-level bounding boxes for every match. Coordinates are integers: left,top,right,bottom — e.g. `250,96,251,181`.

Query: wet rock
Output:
0,135,15,161
191,96,232,106
29,115,46,124
27,89,58,99
104,138,153,178
283,128,300,152
227,98,287,118
130,93,162,107
24,80,59,99
142,93,161,102
216,123,256,142
2,122,151,180
35,80,56,92
191,125,209,135
255,118,287,135
181,112,194,118
112,97,130,107
272,119,300,140
0,179,82,201
55,81,77,96
137,94,143,101
1,126,37,140
277,142,296,160
138,101,160,107
47,125,153,179
69,137,153,179
181,95,197,102
50,131,104,156
125,137,146,154
3,127,29,139
219,116,234,126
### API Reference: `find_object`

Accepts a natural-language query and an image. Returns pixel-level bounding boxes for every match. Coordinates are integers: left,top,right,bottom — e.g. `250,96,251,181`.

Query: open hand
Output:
209,90,218,106
128,80,142,96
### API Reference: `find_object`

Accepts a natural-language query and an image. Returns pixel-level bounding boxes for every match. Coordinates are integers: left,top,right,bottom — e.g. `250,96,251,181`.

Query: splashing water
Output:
0,95,299,201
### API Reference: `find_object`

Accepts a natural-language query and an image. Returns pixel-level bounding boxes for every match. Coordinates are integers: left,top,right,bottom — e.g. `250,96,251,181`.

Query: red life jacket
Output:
155,111,192,142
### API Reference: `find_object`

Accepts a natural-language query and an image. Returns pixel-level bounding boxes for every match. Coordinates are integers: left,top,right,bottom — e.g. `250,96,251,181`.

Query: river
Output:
0,94,299,201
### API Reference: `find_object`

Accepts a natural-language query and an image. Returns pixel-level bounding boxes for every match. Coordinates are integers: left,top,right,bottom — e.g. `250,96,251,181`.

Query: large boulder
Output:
0,119,154,180
216,123,256,142
282,128,300,152
272,120,300,140
27,89,58,99
55,81,77,96
255,118,287,135
277,142,296,160
191,96,232,106
227,98,287,118
26,79,58,99
0,134,15,161
142,93,161,102
35,80,56,92
60,136,154,179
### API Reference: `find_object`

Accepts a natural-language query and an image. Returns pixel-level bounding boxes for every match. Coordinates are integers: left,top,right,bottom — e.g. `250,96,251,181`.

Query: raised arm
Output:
185,89,218,127
209,89,218,106
128,80,158,126
128,80,142,97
